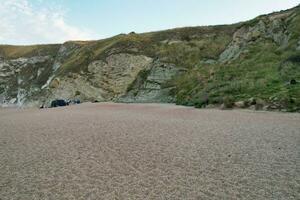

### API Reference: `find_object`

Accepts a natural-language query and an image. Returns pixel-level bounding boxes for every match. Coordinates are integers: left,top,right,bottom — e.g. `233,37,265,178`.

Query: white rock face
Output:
0,49,158,107
45,53,153,104
9,98,17,104
40,43,79,90
52,62,61,71
87,53,153,97
14,56,49,66
37,68,43,77
41,75,55,89
17,88,27,107
0,56,52,107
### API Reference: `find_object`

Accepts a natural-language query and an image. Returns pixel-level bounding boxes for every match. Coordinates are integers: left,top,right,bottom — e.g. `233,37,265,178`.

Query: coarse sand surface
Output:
0,103,299,199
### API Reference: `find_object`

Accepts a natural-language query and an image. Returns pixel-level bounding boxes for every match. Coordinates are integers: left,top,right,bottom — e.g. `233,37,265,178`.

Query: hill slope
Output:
0,6,299,111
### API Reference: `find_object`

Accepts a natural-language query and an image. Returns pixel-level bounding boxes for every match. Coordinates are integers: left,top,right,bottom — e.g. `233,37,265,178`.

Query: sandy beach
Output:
0,103,299,199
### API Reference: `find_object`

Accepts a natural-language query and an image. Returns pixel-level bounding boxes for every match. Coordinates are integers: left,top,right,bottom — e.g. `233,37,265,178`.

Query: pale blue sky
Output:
0,0,299,44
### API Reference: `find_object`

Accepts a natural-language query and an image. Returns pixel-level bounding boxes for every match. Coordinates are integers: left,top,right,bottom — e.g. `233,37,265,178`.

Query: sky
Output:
0,0,299,45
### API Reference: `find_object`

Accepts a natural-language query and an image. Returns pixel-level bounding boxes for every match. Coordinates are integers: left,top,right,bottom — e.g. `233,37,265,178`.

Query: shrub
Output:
222,96,235,108
193,94,209,108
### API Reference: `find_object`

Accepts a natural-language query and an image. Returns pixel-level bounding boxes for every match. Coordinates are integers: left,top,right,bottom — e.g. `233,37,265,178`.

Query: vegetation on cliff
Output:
0,5,299,111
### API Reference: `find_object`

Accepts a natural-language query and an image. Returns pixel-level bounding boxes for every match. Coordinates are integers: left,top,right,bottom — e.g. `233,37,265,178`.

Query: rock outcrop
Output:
118,60,182,103
45,53,153,104
219,12,293,63
0,56,54,107
0,5,299,111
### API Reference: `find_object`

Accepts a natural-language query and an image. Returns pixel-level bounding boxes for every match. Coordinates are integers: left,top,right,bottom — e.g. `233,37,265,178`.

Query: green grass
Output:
1,5,299,111
171,6,300,112
172,35,300,111
0,44,60,59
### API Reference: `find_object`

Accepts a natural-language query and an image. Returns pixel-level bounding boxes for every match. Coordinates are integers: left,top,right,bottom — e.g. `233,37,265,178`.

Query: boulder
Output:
220,103,233,110
234,101,247,108
248,97,256,105
68,99,81,105
255,99,267,110
201,59,217,65
74,99,81,104
49,78,60,89
263,104,280,111
221,96,235,109
51,99,68,108
9,98,17,104
254,103,264,110
248,98,266,110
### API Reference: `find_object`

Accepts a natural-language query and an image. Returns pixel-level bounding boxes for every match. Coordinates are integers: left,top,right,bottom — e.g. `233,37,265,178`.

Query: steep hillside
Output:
0,6,299,111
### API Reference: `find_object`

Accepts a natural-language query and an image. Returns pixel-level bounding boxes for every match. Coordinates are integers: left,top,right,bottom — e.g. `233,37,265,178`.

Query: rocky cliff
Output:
1,6,300,111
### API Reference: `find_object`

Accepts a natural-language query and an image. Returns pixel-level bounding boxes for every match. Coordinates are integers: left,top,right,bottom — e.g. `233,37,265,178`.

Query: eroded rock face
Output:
0,42,84,107
0,51,163,107
0,6,298,108
45,53,153,105
41,43,80,89
45,74,106,104
87,53,153,98
219,11,293,63
0,56,53,107
219,23,263,63
119,60,181,103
